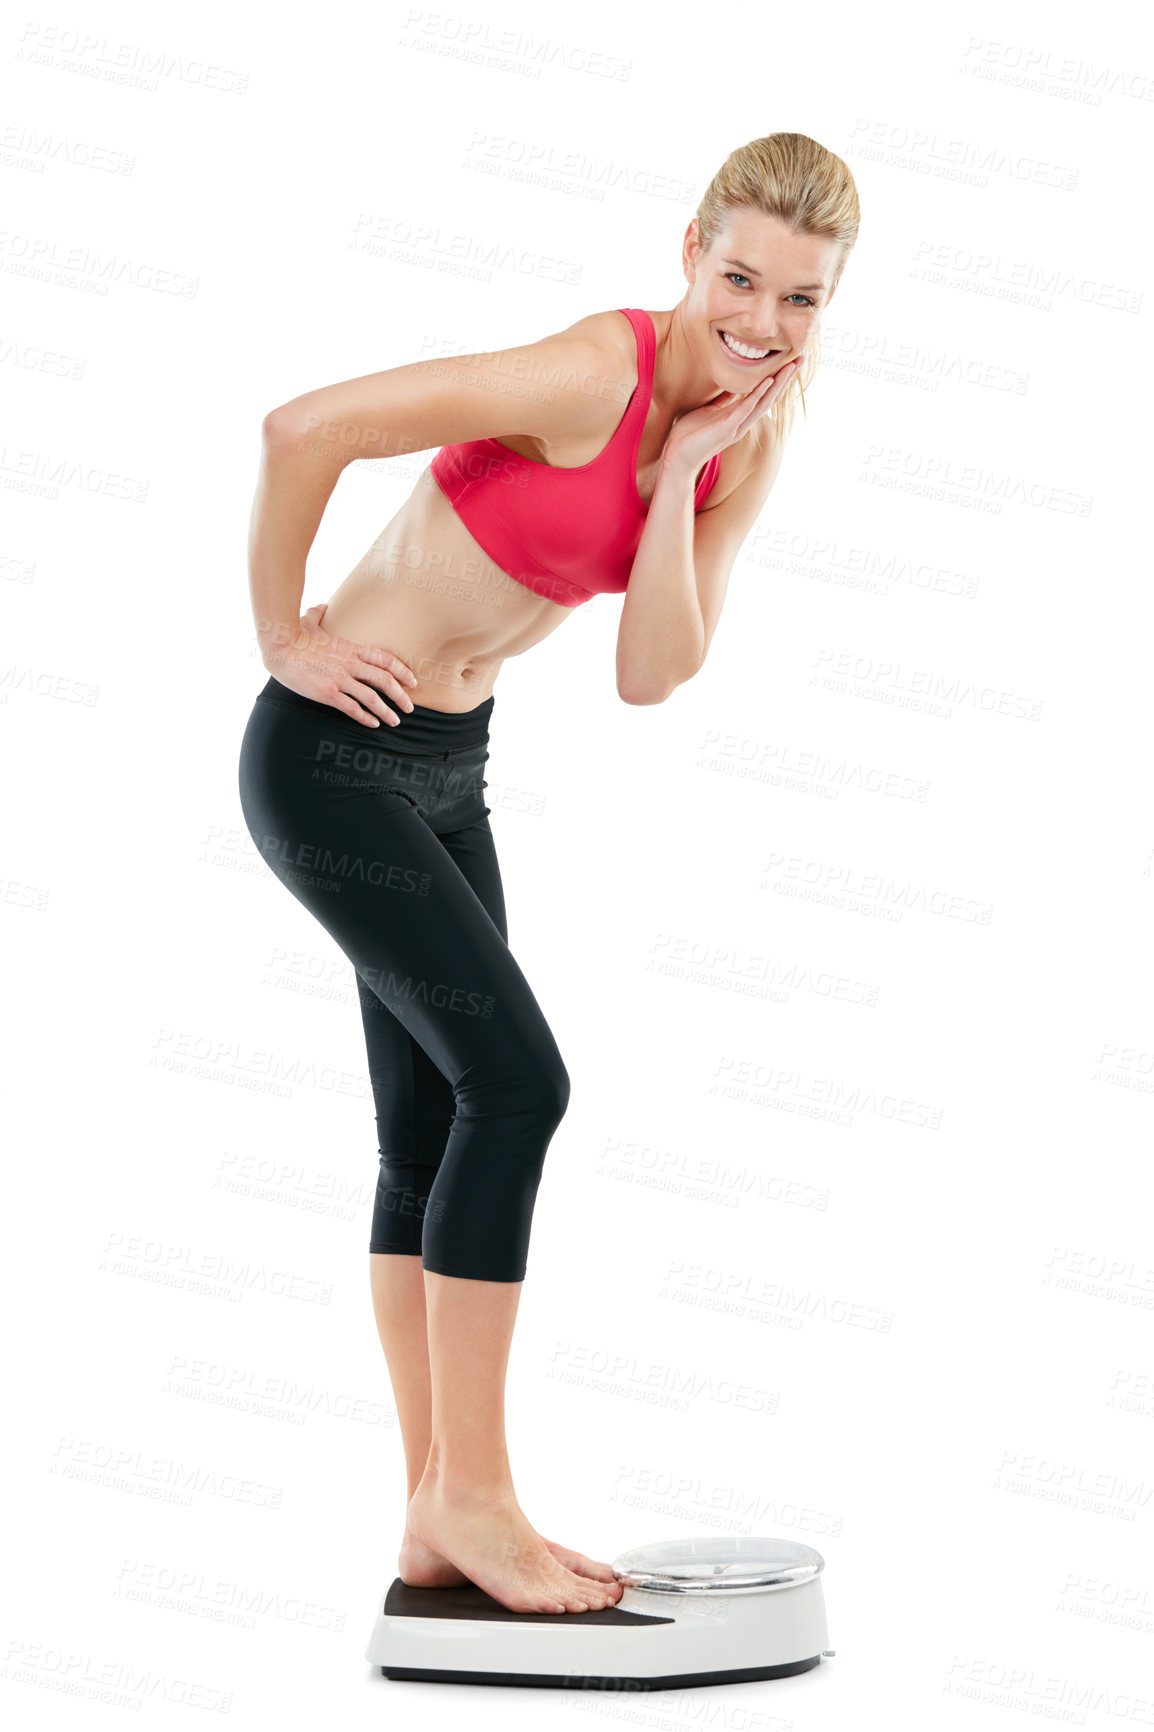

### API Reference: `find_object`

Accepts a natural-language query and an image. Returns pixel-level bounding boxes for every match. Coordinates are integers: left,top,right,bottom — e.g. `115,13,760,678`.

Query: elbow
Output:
617,679,670,705
262,405,354,468
617,671,690,706
259,396,315,439
263,400,329,449
617,655,702,706
262,405,302,445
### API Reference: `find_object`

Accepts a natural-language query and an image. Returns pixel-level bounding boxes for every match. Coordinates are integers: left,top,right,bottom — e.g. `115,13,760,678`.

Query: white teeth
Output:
721,329,773,360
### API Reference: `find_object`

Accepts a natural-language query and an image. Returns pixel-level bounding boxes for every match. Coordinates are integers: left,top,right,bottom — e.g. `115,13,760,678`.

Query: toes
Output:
541,1540,619,1584
579,1559,617,1583
564,1570,612,1611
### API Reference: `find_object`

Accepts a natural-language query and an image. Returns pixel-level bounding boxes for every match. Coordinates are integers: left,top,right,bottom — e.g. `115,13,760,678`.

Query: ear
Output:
683,218,701,283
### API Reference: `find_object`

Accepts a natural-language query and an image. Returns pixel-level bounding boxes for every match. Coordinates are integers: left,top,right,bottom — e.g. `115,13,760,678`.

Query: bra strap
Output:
617,307,655,426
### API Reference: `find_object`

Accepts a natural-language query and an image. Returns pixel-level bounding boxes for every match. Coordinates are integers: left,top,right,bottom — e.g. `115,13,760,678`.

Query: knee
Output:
507,1049,571,1129
541,1049,571,1124
457,1046,570,1131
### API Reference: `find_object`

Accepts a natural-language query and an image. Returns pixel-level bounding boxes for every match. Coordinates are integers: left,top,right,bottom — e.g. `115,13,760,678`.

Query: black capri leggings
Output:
237,675,570,1282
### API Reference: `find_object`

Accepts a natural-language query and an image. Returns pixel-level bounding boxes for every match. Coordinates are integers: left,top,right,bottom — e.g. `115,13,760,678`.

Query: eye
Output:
724,274,816,307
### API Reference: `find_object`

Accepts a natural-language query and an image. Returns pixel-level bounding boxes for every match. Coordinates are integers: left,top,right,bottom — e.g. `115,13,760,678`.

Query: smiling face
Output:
684,207,844,387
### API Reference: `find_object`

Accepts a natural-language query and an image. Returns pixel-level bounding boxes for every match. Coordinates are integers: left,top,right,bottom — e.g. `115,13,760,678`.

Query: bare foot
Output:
538,1538,620,1587
398,1518,622,1594
403,1477,623,1614
397,1525,470,1589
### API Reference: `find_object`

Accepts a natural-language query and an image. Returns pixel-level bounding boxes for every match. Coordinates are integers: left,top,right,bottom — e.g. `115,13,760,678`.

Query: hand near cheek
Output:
664,356,804,475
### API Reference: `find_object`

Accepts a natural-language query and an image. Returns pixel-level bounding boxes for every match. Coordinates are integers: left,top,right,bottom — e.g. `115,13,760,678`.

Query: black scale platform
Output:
378,1578,822,1690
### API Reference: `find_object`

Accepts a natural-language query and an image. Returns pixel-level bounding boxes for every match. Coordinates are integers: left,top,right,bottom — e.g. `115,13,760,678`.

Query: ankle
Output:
417,1452,515,1507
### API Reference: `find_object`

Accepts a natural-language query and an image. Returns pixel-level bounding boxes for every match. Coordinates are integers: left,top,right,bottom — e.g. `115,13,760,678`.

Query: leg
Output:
363,815,506,1506
364,817,618,1596
241,754,566,1280
335,811,612,1609
238,709,617,1611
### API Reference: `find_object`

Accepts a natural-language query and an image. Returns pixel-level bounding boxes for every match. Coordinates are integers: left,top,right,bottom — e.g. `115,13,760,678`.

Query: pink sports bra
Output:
429,307,722,608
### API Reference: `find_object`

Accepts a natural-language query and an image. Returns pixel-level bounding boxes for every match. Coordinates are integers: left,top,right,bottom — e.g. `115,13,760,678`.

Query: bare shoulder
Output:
511,307,641,440
545,305,639,377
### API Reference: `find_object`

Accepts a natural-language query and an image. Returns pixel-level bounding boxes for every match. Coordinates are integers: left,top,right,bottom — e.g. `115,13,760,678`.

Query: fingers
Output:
387,650,419,687
747,359,800,420
732,365,797,438
346,676,401,727
352,660,415,715
302,614,418,694
731,368,786,421
755,360,796,400
355,641,419,687
330,693,383,728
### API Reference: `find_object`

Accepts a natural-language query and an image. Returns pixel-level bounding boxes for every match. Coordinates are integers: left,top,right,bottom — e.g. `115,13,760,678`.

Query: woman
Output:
238,132,860,1617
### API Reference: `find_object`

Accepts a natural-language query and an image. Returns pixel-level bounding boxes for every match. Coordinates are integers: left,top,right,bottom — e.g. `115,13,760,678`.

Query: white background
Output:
3,0,1152,1726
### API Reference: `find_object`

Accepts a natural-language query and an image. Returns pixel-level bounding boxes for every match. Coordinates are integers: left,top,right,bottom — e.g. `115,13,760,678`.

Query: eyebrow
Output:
722,257,826,292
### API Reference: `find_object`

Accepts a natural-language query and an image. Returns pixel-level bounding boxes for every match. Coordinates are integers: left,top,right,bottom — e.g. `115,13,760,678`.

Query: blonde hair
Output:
694,132,861,445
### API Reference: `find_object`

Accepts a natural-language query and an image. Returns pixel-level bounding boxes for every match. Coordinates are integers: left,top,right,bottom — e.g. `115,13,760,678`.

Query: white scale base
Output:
364,1536,832,1691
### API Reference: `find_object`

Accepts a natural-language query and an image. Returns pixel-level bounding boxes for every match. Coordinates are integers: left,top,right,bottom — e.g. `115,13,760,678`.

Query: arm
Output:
250,321,624,668
615,423,787,704
248,422,349,664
